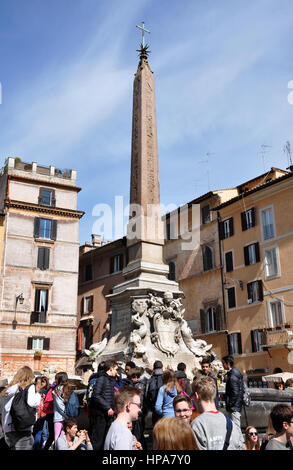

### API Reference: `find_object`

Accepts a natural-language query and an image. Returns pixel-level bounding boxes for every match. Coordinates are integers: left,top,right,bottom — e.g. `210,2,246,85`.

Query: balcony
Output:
262,325,293,350
30,311,47,324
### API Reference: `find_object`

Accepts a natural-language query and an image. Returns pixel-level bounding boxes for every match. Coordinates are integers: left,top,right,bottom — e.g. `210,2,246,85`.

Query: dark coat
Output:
90,372,115,415
225,367,243,413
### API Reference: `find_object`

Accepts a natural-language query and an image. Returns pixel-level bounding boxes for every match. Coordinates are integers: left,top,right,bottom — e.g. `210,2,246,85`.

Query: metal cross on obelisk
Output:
136,21,150,47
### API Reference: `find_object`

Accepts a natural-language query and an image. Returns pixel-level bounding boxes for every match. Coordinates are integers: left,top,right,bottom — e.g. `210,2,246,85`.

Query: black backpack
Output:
146,374,162,409
10,385,37,432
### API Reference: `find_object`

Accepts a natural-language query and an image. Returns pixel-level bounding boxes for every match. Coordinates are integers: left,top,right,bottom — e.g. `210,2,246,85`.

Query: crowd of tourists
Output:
0,354,293,451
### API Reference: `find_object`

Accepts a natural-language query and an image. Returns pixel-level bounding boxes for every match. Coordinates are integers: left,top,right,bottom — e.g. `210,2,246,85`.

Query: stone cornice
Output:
7,173,82,192
5,198,84,219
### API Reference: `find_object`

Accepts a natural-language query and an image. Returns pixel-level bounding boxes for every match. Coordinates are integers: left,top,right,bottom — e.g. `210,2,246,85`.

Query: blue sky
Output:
0,0,293,244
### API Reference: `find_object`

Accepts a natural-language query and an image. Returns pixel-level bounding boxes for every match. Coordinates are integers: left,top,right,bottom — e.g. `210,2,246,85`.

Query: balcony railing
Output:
262,325,293,348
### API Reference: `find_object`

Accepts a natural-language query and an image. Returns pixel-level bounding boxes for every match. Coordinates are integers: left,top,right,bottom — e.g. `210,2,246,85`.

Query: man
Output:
176,363,192,396
191,376,244,450
173,395,193,423
194,357,219,409
104,386,142,450
222,355,243,431
125,361,136,377
265,404,293,450
146,360,164,425
55,417,93,450
122,367,147,447
90,359,119,450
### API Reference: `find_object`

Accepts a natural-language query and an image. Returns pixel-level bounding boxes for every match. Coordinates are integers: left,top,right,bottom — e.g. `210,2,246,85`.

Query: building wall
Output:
0,159,82,378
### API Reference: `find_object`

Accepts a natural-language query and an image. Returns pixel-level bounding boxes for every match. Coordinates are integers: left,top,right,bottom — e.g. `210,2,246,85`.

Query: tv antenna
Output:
199,152,215,191
283,140,293,168
260,144,272,172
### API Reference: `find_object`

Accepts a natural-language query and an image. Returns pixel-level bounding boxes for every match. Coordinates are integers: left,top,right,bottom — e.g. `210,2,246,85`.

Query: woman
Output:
52,371,72,444
33,376,50,450
245,426,260,450
153,417,198,450
1,366,41,450
155,369,182,418
55,417,92,450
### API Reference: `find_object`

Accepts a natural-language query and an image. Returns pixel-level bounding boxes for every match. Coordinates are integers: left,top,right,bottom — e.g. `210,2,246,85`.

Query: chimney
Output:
286,165,293,173
91,234,101,247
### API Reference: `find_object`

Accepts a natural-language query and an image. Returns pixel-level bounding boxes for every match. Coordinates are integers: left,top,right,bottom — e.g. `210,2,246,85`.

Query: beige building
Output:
214,167,293,385
0,157,83,377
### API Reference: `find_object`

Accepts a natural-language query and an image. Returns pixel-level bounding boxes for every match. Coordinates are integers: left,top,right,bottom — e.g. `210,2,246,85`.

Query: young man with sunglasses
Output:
104,386,142,450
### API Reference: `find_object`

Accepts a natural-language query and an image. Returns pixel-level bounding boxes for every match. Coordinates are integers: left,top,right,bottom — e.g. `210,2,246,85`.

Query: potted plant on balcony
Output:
275,325,282,330
34,350,42,359
285,323,291,329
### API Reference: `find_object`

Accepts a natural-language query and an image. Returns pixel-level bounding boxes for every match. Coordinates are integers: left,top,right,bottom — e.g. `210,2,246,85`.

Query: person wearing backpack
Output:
145,361,163,425
1,366,41,450
176,363,192,397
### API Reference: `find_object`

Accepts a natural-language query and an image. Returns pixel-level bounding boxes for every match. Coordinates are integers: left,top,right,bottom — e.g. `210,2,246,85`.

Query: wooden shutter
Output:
38,188,43,206
219,221,225,240
200,309,206,334
34,218,40,238
225,251,233,272
237,333,242,354
43,338,50,350
255,243,260,263
258,280,264,301
228,287,236,309
244,246,249,266
247,282,252,303
227,334,232,355
215,305,222,331
229,217,234,237
27,337,33,350
241,211,247,231
80,297,84,315
37,247,44,269
89,295,94,313
51,190,56,207
51,220,57,240
251,330,257,353
34,289,40,312
251,207,256,227
110,257,114,274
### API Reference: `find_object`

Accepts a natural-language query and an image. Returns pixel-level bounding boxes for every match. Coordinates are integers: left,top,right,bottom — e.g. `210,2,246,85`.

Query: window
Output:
264,247,279,279
261,207,275,240
37,247,50,270
38,188,55,207
110,254,123,273
200,305,222,333
168,261,176,281
228,332,242,355
201,204,210,224
35,288,48,313
268,300,284,327
247,280,263,304
219,217,234,240
34,218,57,240
27,337,50,351
244,243,260,266
251,329,267,353
202,245,214,271
85,264,93,281
225,251,233,272
241,208,256,231
227,287,236,309
82,295,93,315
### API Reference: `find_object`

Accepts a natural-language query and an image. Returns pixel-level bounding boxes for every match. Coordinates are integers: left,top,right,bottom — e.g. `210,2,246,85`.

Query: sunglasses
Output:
248,432,258,436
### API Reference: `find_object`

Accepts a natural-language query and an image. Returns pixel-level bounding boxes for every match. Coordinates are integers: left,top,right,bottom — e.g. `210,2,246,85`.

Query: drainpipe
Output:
217,211,227,330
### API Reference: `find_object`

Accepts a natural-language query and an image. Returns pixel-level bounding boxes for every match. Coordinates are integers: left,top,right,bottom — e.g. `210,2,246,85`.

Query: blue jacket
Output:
155,385,177,418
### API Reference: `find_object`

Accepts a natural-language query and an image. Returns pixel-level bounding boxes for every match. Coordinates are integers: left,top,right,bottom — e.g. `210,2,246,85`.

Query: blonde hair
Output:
162,369,182,394
153,417,198,450
191,376,216,402
1,366,34,396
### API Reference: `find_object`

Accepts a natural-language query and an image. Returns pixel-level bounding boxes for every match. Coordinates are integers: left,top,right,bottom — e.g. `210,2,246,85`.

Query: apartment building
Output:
0,157,83,377
213,167,293,384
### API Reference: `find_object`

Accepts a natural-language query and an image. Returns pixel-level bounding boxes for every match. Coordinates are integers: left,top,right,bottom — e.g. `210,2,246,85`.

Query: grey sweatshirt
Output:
191,411,244,450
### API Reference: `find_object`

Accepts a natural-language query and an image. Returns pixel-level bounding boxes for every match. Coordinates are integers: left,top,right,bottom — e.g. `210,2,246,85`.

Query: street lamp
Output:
12,293,24,329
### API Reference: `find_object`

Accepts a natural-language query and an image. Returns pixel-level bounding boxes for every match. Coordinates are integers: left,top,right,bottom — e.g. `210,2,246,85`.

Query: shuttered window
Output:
27,337,50,350
34,217,57,240
219,217,234,240
227,332,242,355
201,204,210,224
247,280,263,303
244,243,260,266
241,208,256,231
227,287,236,309
202,245,214,271
38,188,56,207
225,251,233,272
37,247,50,270
200,305,222,333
